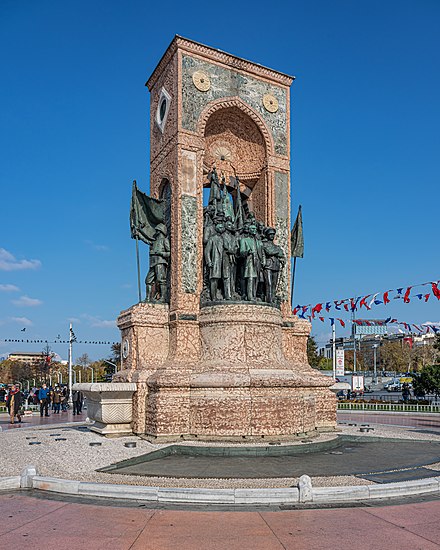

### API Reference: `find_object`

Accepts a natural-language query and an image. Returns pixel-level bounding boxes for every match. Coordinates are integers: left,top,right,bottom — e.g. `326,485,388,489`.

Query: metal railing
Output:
338,402,440,413
0,404,40,413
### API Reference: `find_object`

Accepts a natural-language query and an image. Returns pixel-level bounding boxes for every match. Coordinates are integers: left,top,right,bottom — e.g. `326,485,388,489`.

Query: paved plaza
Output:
1,411,440,547
1,492,440,549
0,409,85,431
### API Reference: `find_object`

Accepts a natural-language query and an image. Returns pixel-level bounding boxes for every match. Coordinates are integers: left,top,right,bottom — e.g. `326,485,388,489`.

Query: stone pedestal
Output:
74,383,137,436
117,302,336,441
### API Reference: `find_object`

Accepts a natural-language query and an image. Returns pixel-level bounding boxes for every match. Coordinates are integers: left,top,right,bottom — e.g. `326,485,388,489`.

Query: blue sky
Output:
1,0,439,360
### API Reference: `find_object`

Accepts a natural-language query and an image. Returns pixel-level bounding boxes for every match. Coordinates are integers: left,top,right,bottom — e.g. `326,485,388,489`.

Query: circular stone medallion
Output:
192,71,211,92
122,338,130,359
263,93,279,113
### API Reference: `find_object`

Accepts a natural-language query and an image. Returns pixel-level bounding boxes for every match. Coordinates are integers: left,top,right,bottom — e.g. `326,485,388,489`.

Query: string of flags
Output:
293,279,439,318
311,317,439,334
2,339,118,345
292,278,440,333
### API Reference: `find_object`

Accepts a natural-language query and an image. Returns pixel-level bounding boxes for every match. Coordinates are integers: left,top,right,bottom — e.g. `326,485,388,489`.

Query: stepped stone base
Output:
115,302,336,440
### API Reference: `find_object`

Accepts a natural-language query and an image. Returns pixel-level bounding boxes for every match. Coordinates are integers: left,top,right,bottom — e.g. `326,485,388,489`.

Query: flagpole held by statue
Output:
129,180,168,304
290,204,304,307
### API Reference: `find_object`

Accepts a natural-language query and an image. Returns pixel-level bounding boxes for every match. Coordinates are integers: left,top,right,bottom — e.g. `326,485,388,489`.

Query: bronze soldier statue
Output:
263,227,285,303
239,224,262,301
205,222,226,301
223,218,238,300
145,223,170,302
203,204,216,244
208,167,222,216
250,224,265,301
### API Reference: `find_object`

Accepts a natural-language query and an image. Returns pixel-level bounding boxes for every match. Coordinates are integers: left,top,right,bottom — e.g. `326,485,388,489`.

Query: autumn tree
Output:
412,334,440,397
307,336,321,368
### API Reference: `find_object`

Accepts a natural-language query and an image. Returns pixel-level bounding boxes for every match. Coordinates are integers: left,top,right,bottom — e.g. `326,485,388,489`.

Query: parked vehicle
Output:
385,382,402,392
335,374,364,397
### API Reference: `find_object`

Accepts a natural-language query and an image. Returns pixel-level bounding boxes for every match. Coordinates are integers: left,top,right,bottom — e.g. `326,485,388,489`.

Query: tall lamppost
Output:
103,360,117,377
84,365,94,383
372,344,379,384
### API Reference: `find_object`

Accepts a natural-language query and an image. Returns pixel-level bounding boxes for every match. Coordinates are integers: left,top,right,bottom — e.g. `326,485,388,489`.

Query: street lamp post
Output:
84,366,94,383
68,323,73,406
372,344,379,384
332,323,336,380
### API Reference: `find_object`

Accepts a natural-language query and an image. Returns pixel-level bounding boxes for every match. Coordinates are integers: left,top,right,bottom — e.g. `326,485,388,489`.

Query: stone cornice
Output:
146,35,295,91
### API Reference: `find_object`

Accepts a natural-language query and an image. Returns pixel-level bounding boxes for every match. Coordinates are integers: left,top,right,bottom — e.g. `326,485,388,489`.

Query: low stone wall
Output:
2,468,440,505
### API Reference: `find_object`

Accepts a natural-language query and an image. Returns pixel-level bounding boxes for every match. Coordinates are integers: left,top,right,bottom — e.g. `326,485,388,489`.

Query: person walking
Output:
38,383,50,417
52,385,62,414
72,389,83,415
61,385,68,411
6,384,22,424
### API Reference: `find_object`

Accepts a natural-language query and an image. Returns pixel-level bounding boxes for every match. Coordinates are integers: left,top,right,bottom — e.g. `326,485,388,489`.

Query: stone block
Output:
157,487,235,504
0,476,20,490
32,476,79,494
234,488,298,505
312,485,370,502
20,464,38,488
74,382,136,436
78,482,158,501
298,474,312,502
367,478,440,499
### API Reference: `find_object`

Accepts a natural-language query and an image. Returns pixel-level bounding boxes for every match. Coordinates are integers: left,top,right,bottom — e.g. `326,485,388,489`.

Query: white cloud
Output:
422,321,440,327
12,295,43,307
0,316,33,327
92,319,116,328
0,248,41,271
82,314,116,328
85,240,109,251
67,317,81,323
0,284,19,292
10,317,33,326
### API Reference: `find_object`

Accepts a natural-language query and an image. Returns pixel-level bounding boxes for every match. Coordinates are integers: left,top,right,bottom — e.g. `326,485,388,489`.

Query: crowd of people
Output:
1,383,84,424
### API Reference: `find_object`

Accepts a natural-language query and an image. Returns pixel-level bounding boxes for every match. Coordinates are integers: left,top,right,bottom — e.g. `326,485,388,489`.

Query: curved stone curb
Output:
1,470,440,505
0,476,20,490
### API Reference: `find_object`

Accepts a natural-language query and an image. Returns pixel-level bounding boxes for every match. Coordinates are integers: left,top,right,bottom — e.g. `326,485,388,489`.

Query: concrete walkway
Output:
1,492,439,549
0,410,85,431
338,411,440,433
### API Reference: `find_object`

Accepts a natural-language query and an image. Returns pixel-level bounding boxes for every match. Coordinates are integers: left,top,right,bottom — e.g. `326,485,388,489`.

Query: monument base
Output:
117,303,337,440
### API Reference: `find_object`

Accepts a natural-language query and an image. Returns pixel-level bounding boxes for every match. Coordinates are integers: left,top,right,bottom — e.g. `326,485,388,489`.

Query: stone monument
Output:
114,36,336,440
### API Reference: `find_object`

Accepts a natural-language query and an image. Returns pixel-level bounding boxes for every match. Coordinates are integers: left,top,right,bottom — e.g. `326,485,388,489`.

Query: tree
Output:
380,340,411,373
412,364,440,398
434,333,440,357
412,334,440,398
319,357,333,370
307,336,321,368
76,353,90,368
109,342,121,368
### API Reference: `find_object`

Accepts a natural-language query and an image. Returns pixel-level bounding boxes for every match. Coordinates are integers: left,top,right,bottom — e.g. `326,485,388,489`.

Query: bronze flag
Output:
291,205,304,258
130,181,165,245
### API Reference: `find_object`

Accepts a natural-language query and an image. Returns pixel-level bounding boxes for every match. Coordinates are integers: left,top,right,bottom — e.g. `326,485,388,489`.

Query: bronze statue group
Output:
144,167,285,305
203,168,285,304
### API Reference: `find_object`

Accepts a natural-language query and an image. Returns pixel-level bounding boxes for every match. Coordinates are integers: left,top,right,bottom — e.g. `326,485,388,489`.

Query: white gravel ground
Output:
0,419,439,489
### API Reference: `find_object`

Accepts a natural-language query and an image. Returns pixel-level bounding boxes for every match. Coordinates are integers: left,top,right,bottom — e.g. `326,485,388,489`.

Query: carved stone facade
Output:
114,36,336,440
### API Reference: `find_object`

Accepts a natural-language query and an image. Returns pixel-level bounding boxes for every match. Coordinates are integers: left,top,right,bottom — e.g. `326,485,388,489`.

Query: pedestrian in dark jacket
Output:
72,389,83,415
38,383,50,417
6,385,22,424
52,385,63,413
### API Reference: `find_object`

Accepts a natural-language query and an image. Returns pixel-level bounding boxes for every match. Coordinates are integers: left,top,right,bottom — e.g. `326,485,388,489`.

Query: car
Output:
386,382,402,392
